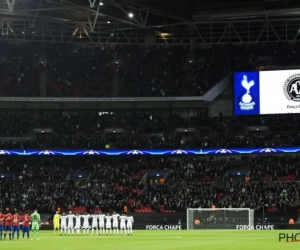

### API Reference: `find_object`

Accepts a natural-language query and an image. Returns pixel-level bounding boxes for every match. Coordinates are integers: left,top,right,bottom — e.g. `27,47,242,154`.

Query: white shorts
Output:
75,224,81,229
113,222,118,228
92,222,98,228
99,222,105,228
106,223,111,229
120,223,126,229
68,224,74,229
83,223,90,229
61,223,67,229
127,224,132,229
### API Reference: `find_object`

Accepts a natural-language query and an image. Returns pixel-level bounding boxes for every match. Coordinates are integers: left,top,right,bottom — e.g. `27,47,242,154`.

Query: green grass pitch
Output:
1,230,299,250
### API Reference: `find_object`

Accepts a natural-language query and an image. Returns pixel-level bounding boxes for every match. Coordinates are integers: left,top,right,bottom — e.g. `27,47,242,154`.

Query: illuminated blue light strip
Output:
0,148,297,156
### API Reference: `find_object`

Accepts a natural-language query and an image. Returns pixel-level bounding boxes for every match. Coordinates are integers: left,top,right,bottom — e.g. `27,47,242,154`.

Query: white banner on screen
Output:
260,69,300,114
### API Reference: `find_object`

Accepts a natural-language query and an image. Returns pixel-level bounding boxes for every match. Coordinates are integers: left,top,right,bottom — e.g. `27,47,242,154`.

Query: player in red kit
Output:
12,211,21,240
21,212,30,240
0,211,4,240
4,212,12,240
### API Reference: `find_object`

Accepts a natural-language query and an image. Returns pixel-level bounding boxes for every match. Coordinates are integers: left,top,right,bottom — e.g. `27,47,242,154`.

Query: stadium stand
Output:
138,155,300,213
2,0,300,241
1,156,300,214
0,42,40,97
0,42,299,97
0,159,70,213
1,111,300,149
1,35,300,218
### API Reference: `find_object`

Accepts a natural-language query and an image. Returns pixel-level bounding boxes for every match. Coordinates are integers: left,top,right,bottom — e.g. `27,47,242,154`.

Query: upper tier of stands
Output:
0,111,299,149
0,42,299,97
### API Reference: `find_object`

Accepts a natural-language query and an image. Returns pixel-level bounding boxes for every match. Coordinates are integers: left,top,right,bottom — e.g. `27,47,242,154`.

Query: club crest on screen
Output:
238,75,256,110
284,73,300,101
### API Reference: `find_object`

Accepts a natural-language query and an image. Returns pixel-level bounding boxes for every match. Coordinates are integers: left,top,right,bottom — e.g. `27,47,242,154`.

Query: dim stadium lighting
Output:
161,33,172,36
107,21,110,24
22,31,24,34
110,33,114,36
128,13,134,18
99,1,104,5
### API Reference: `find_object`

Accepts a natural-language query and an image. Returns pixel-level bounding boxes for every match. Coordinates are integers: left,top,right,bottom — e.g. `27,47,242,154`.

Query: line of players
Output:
54,211,134,236
0,211,31,240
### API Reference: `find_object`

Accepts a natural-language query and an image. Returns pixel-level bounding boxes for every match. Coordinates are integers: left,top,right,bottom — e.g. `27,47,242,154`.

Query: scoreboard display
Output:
234,69,300,115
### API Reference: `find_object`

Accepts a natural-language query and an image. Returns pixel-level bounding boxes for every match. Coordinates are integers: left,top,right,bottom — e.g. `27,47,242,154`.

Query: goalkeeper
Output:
30,209,41,240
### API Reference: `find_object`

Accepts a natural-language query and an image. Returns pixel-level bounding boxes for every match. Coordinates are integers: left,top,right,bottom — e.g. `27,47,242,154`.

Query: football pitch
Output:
1,230,299,250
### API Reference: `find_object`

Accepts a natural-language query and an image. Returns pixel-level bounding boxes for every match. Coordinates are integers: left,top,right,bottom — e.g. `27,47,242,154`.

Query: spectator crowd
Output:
1,42,300,97
1,156,300,213
0,111,300,149
0,158,70,213
1,40,300,216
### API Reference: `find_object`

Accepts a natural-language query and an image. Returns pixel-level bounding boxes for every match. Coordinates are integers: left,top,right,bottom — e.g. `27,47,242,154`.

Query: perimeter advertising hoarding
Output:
234,69,300,115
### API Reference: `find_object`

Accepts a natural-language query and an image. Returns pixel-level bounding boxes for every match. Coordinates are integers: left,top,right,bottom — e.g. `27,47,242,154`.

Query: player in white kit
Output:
67,211,75,235
119,214,127,235
60,213,67,235
105,213,112,235
82,212,91,235
75,213,82,235
91,212,99,235
98,212,105,236
126,214,134,235
112,211,120,235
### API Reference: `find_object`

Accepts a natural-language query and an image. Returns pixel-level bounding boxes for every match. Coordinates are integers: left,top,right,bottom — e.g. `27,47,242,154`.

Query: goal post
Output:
186,208,254,230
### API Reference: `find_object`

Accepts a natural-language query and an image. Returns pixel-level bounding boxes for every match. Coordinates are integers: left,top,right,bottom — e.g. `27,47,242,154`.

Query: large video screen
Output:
234,69,300,115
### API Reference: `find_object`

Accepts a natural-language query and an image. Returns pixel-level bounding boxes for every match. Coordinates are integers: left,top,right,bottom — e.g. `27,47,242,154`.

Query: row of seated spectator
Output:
1,42,300,97
0,111,300,149
139,155,300,212
0,158,153,213
1,155,300,213
0,158,70,213
224,181,300,212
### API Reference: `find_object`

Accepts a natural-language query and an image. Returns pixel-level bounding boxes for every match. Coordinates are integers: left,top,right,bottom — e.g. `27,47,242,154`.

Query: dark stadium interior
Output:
1,0,300,239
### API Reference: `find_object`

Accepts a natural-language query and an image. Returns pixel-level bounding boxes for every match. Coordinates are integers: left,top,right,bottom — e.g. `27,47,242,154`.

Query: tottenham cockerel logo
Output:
239,75,255,110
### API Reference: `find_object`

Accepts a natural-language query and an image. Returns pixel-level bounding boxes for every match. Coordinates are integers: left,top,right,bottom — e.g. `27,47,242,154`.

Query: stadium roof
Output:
1,0,300,43
194,0,300,21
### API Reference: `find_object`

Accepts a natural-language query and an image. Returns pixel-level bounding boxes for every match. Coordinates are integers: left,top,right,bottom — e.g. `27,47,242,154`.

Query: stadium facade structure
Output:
0,0,300,44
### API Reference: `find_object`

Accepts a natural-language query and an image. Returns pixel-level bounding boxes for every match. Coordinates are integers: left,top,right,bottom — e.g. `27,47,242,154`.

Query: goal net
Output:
187,208,254,230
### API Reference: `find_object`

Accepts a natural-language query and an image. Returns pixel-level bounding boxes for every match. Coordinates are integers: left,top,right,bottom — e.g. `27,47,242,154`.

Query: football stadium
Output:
1,0,300,249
